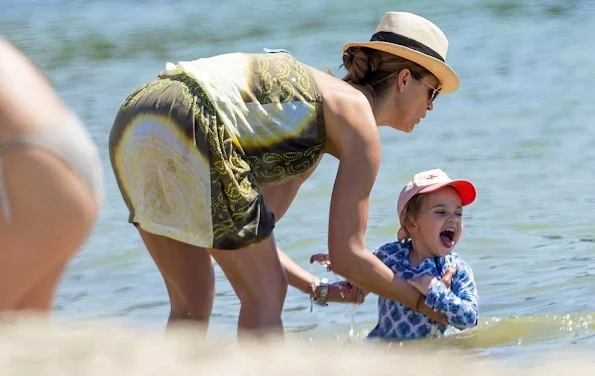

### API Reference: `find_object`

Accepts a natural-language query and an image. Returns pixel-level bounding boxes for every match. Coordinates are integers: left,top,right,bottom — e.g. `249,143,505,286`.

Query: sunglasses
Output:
411,72,441,102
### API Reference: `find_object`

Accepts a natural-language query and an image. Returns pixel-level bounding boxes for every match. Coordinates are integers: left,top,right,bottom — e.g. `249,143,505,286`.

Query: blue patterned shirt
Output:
368,240,478,340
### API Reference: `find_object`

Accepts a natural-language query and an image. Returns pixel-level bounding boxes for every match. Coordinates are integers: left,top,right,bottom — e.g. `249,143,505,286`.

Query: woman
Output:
109,11,460,337
0,39,103,312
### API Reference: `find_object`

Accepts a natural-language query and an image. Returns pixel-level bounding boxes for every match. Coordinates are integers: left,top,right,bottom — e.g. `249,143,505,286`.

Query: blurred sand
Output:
0,314,591,376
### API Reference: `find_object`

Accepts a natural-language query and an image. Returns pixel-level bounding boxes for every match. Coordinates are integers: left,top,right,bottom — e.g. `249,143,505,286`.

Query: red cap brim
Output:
417,179,476,206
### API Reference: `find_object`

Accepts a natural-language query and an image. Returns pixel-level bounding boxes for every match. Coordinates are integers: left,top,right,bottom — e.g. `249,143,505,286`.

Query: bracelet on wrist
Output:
309,277,329,312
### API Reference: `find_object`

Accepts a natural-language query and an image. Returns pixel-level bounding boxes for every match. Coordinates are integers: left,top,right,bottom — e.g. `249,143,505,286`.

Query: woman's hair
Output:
400,194,426,238
342,47,432,95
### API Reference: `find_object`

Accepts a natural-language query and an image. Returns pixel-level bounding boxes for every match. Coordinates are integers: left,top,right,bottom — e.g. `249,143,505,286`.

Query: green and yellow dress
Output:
109,51,325,250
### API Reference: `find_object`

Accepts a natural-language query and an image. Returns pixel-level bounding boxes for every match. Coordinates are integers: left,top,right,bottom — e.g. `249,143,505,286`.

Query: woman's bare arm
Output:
323,91,445,322
260,164,319,295
261,163,362,304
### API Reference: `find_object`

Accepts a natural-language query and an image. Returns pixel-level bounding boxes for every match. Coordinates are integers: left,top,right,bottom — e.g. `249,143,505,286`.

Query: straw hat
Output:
343,12,460,93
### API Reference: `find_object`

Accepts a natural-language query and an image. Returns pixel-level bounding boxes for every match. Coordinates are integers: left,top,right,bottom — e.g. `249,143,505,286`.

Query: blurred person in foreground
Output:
0,39,103,313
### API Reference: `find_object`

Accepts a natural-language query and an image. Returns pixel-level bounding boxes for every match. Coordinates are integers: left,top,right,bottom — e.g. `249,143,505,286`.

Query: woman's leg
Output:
137,227,216,334
208,233,288,338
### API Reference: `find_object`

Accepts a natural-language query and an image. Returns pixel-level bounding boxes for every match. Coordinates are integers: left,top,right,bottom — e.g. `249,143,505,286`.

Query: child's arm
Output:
372,243,450,324
424,260,478,330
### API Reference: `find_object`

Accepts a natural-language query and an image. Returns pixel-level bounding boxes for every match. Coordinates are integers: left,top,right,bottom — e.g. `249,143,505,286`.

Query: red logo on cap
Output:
426,174,438,180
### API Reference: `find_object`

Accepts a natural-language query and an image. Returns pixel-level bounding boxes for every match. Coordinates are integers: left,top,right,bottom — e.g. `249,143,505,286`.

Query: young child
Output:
367,168,479,340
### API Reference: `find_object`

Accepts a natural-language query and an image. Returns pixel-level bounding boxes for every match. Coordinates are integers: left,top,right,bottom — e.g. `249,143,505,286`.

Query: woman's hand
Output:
407,264,458,296
406,274,436,296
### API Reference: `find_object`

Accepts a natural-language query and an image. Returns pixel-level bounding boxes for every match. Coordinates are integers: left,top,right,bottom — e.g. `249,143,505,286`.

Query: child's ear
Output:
406,218,418,232
397,227,408,240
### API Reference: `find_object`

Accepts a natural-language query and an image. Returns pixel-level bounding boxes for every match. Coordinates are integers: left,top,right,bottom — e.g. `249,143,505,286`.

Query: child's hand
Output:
310,253,331,271
328,281,365,304
439,264,458,289
310,255,365,303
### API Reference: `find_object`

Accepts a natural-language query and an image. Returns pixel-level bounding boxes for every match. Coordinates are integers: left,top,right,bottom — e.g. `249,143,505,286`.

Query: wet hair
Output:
400,194,426,238
342,46,433,96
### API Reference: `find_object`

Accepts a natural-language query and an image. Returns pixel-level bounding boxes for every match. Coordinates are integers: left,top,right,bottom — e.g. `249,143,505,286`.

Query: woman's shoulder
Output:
309,68,367,105
313,70,378,158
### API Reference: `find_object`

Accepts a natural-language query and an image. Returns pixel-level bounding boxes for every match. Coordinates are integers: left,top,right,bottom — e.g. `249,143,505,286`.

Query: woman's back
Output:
159,51,326,185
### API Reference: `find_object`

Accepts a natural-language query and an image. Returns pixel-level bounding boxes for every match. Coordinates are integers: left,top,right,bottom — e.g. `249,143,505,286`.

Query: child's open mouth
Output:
439,228,455,248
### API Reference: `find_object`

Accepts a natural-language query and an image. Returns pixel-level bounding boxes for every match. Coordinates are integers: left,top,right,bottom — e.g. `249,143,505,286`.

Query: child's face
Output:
409,186,464,257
